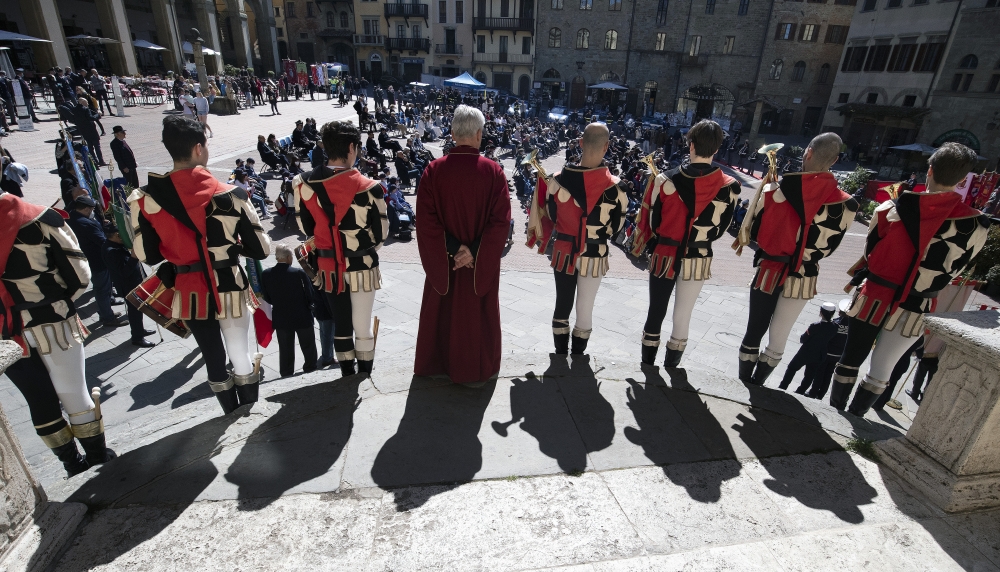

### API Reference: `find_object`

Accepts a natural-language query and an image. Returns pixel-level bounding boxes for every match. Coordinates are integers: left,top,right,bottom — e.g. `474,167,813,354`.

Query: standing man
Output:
630,120,741,367
66,195,129,328
1,190,116,476
88,69,111,115
65,98,106,165
831,143,990,416
100,223,156,347
735,133,857,386
525,122,628,355
14,69,39,122
292,120,388,377
110,126,140,188
260,244,317,377
130,116,272,415
413,105,512,385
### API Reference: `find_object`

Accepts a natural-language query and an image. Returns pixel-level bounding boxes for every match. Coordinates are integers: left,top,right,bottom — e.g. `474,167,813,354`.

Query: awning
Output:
409,81,429,87
443,72,485,88
889,143,937,154
67,34,120,45
834,103,929,119
182,41,219,56
588,81,628,90
0,30,52,42
133,39,168,51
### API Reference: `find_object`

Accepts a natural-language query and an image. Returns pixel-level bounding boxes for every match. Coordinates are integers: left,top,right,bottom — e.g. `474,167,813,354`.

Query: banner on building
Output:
296,61,308,86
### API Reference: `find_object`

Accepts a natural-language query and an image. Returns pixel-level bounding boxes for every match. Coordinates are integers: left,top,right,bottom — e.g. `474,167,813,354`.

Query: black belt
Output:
908,290,940,299
176,259,238,274
555,233,605,245
758,252,791,263
316,247,375,258
657,236,710,248
866,273,901,290
12,297,71,312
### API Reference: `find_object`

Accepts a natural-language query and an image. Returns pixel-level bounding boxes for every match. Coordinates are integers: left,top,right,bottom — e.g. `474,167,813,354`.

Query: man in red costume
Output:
832,143,990,416
293,120,388,377
631,119,741,367
414,105,512,385
736,133,857,385
526,122,628,355
131,116,272,415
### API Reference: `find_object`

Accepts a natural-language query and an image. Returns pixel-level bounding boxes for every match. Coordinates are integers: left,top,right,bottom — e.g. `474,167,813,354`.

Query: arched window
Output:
326,12,335,27
600,71,620,81
644,80,657,90
543,68,560,78
768,59,783,80
791,60,806,81
549,27,562,47
577,28,590,48
552,0,563,8
605,29,618,50
817,63,830,84
340,12,349,27
475,71,488,82
959,54,978,69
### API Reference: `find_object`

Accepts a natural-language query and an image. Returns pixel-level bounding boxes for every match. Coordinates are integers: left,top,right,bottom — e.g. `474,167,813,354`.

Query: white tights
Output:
670,278,705,342
351,289,377,352
26,322,95,423
574,274,603,331
220,311,254,375
868,325,920,383
763,297,810,360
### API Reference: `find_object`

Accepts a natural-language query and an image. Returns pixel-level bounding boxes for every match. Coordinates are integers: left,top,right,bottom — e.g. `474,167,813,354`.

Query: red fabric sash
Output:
313,169,378,293
0,194,47,352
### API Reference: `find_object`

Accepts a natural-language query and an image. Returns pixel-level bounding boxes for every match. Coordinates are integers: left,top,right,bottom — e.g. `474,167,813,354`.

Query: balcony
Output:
353,34,384,45
385,37,431,52
317,28,355,39
680,55,707,67
472,51,532,64
435,43,463,55
384,2,429,18
472,17,534,31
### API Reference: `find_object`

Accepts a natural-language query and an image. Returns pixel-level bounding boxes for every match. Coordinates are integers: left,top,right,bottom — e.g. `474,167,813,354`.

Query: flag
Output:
630,172,660,257
525,171,554,253
245,259,274,347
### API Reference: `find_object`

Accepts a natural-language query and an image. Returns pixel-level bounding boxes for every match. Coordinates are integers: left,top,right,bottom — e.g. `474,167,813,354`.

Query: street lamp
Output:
190,28,209,93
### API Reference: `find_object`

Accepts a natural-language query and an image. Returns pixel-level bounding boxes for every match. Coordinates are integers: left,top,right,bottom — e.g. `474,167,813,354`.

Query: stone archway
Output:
245,0,279,74
570,75,587,108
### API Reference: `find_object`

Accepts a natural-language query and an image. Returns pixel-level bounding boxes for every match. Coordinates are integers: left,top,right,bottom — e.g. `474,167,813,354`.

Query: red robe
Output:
414,146,512,383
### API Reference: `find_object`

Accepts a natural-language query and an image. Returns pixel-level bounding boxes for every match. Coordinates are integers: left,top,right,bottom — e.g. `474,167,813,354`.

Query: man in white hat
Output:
777,301,839,392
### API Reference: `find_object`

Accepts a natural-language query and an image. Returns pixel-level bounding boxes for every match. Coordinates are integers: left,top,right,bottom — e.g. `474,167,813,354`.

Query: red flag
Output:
245,260,274,348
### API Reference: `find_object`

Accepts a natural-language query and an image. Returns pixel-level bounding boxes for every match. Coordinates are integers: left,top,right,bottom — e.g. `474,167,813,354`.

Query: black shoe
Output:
357,359,374,375
750,361,776,386
143,329,156,336
553,333,569,355
340,360,357,377
570,335,588,355
51,441,89,477
738,358,756,383
77,433,117,466
102,314,130,328
848,387,881,417
131,338,156,348
641,344,658,366
211,382,240,414
905,389,923,404
234,371,260,406
829,379,854,411
664,348,684,369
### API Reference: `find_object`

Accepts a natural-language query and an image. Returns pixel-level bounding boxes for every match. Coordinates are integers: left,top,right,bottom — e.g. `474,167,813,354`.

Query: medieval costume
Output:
526,163,628,354
831,190,989,416
293,165,387,377
1,192,115,476
130,167,271,414
631,162,741,367
413,145,512,383
737,172,857,385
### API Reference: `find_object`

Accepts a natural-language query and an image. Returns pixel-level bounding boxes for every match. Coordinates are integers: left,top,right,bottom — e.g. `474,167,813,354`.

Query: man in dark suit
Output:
260,244,318,377
109,126,139,188
66,196,128,328
101,223,155,347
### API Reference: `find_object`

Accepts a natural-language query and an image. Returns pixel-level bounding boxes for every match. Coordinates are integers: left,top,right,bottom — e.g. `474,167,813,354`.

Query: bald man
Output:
527,122,628,355
735,132,858,386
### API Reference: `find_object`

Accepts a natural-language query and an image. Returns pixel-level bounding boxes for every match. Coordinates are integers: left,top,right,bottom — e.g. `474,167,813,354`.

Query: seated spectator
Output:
258,134,289,170
393,151,421,189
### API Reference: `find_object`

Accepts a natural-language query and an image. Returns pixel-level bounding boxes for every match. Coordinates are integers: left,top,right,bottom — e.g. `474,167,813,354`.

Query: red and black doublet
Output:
631,163,740,365
831,190,989,414
738,172,857,383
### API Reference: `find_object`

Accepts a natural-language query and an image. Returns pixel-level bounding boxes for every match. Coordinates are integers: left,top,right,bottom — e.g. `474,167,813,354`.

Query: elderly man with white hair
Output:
414,104,512,385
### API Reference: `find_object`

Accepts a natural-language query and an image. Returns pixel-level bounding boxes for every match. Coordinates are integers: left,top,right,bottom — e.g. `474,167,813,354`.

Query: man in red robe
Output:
414,105,512,385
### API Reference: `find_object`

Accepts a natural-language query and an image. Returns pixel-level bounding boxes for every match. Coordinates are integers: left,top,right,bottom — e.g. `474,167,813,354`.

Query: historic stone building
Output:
428,0,473,80
283,0,354,64
353,0,387,81
383,0,433,82
471,0,534,96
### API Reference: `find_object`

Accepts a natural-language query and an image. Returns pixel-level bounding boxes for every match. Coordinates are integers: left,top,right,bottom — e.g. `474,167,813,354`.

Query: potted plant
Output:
986,265,1000,299
967,224,1000,297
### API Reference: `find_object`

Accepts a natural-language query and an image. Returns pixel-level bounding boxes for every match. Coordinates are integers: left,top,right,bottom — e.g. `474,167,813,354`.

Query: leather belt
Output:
908,290,940,299
866,273,901,290
176,259,238,274
315,247,375,258
758,252,791,263
555,233,604,245
657,236,710,248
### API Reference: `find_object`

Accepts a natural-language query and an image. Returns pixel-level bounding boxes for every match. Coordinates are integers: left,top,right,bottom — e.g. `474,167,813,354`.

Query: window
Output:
549,27,561,47
577,28,590,48
656,0,669,23
706,0,715,13
825,25,847,44
275,7,281,17
950,73,973,91
364,19,380,34
861,0,876,10
341,11,348,26
834,0,857,4
791,61,806,81
913,0,927,4
477,34,486,52
398,24,406,38
887,38,917,72
738,0,749,14
864,41,891,72
841,45,868,72
723,36,735,54
776,23,796,40
285,2,295,17
912,36,946,72
866,93,878,104
959,54,978,69
306,1,313,16
456,1,464,22
800,24,817,42
818,63,830,83
580,0,592,9
300,32,308,39
886,0,901,6
276,27,284,37
837,92,849,103
605,30,618,49
610,0,622,9
769,59,783,79
327,12,335,26
501,0,509,15
412,24,421,38
962,74,974,90
523,36,531,54
903,95,917,106
552,0,563,8
987,74,1000,92
655,32,667,51
439,1,447,22
689,35,701,56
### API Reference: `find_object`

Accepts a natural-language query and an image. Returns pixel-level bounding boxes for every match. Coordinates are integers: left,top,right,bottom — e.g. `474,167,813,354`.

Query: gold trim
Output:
39,426,74,448
34,416,68,430
336,350,357,361
571,328,592,340
233,371,260,386
209,376,235,392
70,417,105,439
68,407,96,418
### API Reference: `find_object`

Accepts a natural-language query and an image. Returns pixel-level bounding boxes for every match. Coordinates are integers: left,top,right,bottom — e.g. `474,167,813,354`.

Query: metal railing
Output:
353,34,384,45
471,16,534,31
472,51,532,64
435,43,463,54
385,37,431,51
384,2,429,17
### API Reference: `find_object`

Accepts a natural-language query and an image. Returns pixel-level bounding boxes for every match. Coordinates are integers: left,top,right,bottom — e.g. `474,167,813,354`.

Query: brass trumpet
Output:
640,153,660,178
522,149,548,180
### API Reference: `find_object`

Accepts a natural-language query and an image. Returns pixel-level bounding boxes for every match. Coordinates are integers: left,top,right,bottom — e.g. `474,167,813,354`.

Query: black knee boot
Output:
53,441,90,476
738,346,758,383
37,417,89,476
234,370,261,407
72,419,117,466
848,376,884,416
750,353,780,386
209,375,240,414
571,328,590,355
340,359,357,376
829,375,855,411
641,332,660,365
664,337,687,368
357,359,374,375
553,320,570,354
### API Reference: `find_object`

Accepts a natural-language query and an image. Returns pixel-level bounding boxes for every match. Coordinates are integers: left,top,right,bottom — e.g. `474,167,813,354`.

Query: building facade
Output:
471,0,534,96
282,0,354,65
428,0,472,79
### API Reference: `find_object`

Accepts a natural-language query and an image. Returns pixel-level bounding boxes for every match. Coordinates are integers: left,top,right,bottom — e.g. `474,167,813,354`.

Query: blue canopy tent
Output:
443,72,485,89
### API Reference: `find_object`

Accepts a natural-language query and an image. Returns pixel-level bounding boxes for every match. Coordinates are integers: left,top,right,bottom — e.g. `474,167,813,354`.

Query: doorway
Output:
494,72,512,92
570,76,586,108
802,106,822,137
518,74,530,98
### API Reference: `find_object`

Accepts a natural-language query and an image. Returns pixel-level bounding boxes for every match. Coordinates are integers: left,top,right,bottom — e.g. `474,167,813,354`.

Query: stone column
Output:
193,0,225,73
877,310,1000,513
17,0,72,71
150,0,186,74
0,341,87,570
747,100,764,146
95,0,139,75
224,0,255,68
251,0,280,74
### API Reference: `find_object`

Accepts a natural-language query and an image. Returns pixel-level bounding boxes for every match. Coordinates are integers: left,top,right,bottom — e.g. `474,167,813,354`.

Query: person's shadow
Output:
371,377,496,511
625,366,741,503
225,375,365,508
128,347,204,411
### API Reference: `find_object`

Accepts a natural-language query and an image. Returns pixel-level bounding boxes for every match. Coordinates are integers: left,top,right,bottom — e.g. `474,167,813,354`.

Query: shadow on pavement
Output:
226,375,364,508
128,347,203,411
554,354,615,467
371,377,496,511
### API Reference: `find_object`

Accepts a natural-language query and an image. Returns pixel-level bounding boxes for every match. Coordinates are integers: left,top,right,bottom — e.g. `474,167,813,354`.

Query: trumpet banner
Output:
629,173,660,257
525,173,553,253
